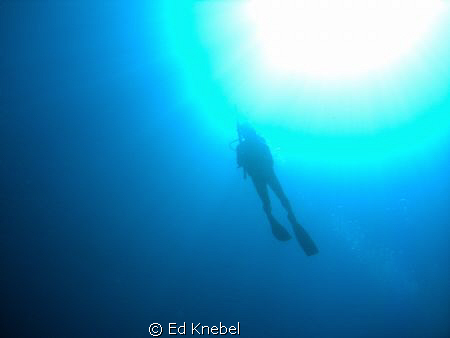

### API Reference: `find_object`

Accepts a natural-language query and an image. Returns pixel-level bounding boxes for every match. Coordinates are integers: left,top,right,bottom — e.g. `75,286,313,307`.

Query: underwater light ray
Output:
193,0,272,115
162,0,450,166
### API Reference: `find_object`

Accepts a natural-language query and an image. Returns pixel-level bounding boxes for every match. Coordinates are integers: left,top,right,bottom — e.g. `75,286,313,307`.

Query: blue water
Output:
1,2,449,337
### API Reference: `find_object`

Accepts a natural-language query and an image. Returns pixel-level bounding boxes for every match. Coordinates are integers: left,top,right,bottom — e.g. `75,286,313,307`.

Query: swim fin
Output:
268,215,292,241
288,215,319,256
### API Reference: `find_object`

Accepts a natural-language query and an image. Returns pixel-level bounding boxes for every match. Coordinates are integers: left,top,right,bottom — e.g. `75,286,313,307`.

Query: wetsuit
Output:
236,134,294,219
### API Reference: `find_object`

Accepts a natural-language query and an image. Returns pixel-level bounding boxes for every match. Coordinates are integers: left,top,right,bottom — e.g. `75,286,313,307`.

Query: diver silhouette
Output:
235,123,318,256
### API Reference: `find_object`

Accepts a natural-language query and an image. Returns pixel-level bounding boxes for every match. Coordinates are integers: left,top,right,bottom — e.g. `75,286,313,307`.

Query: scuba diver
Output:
234,122,318,256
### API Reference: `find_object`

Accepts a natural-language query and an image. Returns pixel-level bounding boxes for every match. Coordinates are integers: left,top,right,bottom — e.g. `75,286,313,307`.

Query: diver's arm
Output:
236,144,243,168
237,160,248,179
236,145,248,179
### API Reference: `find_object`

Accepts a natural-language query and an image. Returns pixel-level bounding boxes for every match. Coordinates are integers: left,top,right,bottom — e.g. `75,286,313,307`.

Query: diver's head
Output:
237,122,257,140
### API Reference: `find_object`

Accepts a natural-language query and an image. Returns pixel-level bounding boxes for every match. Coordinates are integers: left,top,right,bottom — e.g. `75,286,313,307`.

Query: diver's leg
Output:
267,172,296,222
254,175,292,241
251,177,272,216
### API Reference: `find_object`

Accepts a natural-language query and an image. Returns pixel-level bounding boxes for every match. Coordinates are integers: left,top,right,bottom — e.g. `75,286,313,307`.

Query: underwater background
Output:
1,1,449,337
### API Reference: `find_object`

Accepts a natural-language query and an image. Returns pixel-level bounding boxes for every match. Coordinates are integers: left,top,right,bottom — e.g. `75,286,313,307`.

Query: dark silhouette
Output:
235,123,318,256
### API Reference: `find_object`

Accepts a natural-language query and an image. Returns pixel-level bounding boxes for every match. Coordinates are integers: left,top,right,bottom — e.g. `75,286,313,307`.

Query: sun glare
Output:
241,0,444,80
